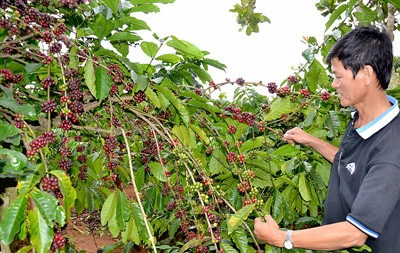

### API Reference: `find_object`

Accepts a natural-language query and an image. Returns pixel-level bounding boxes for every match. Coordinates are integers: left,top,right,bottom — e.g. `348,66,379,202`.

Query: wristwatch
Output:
283,230,294,250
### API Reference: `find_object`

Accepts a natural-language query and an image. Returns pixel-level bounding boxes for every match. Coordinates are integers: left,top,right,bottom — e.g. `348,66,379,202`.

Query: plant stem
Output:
120,128,158,253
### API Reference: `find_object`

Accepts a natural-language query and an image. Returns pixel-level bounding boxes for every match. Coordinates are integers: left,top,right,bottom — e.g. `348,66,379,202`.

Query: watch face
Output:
284,240,294,249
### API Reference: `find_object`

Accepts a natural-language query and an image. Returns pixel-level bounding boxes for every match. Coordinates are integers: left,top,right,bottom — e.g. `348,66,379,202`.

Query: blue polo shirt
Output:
322,96,400,252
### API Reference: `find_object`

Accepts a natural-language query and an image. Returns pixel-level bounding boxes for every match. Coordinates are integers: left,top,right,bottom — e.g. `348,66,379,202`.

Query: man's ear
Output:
362,65,375,86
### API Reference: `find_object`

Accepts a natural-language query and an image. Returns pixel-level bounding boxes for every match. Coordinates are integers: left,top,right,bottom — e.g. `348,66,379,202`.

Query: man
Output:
254,25,400,252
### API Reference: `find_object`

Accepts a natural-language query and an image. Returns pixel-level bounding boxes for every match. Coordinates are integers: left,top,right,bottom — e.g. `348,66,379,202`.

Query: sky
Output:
132,1,328,98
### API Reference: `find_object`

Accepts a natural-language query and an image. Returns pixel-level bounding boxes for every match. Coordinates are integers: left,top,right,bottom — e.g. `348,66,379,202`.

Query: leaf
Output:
305,60,329,93
179,63,212,83
227,204,255,234
93,15,115,40
144,87,161,108
324,111,340,138
135,166,145,191
240,136,264,153
131,72,148,91
0,148,27,171
95,66,113,101
231,228,248,253
0,196,28,244
84,59,96,98
116,191,130,231
115,16,150,31
148,162,167,182
50,170,77,220
155,85,189,125
156,53,181,63
130,0,175,4
25,63,43,73
187,99,222,114
272,144,297,157
325,4,347,32
140,41,159,58
220,241,239,253
299,173,311,202
27,208,53,253
189,124,210,145
101,191,117,226
30,189,58,227
264,97,295,121
208,150,227,175
166,37,204,59
0,97,37,120
103,0,119,14
108,32,142,42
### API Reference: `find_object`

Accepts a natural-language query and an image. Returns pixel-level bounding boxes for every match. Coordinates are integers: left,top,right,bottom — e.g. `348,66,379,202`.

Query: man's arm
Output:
254,215,368,251
283,127,339,163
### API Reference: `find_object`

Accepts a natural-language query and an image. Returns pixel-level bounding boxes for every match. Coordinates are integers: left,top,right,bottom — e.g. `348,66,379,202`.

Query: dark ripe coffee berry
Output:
267,82,277,94
320,91,331,101
41,99,57,113
300,89,310,98
42,31,53,43
235,77,245,86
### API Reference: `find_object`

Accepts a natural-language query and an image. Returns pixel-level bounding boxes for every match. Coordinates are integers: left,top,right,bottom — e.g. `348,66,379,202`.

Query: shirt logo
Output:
346,163,356,175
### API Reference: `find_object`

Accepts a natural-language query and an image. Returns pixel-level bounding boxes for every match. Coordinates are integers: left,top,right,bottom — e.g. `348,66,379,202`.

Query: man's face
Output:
330,58,367,107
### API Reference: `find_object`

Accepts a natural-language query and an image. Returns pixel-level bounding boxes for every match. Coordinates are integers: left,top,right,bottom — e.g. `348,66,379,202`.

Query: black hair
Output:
325,25,393,90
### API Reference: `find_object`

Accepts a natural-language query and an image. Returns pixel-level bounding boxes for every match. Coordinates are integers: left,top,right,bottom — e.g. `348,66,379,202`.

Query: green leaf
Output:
148,162,167,182
30,189,58,227
135,166,145,191
112,41,129,57
166,37,204,59
93,15,115,40
325,4,347,32
324,111,340,138
0,196,28,244
25,63,43,73
187,99,222,114
272,144,297,157
0,149,27,171
220,241,239,253
0,97,37,120
27,208,53,253
155,84,189,125
227,204,255,234
264,97,295,121
179,63,212,83
95,66,113,101
115,17,150,31
84,59,96,98
131,72,148,91
231,227,248,253
209,150,227,176
116,191,130,231
50,170,77,220
101,191,117,226
156,53,181,63
189,124,210,145
140,41,159,58
144,87,161,108
108,210,120,237
108,32,142,42
305,60,329,93
240,136,264,153
103,0,119,14
299,173,311,202
130,0,175,4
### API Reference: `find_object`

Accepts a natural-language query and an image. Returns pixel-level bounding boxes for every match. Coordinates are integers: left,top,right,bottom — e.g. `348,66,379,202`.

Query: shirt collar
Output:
352,95,399,139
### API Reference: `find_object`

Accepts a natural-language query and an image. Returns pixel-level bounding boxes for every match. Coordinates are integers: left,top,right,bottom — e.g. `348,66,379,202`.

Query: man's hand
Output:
253,215,285,247
283,127,313,146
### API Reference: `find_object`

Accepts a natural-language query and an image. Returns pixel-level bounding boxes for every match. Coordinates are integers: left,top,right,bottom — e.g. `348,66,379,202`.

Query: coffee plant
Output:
1,1,400,253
